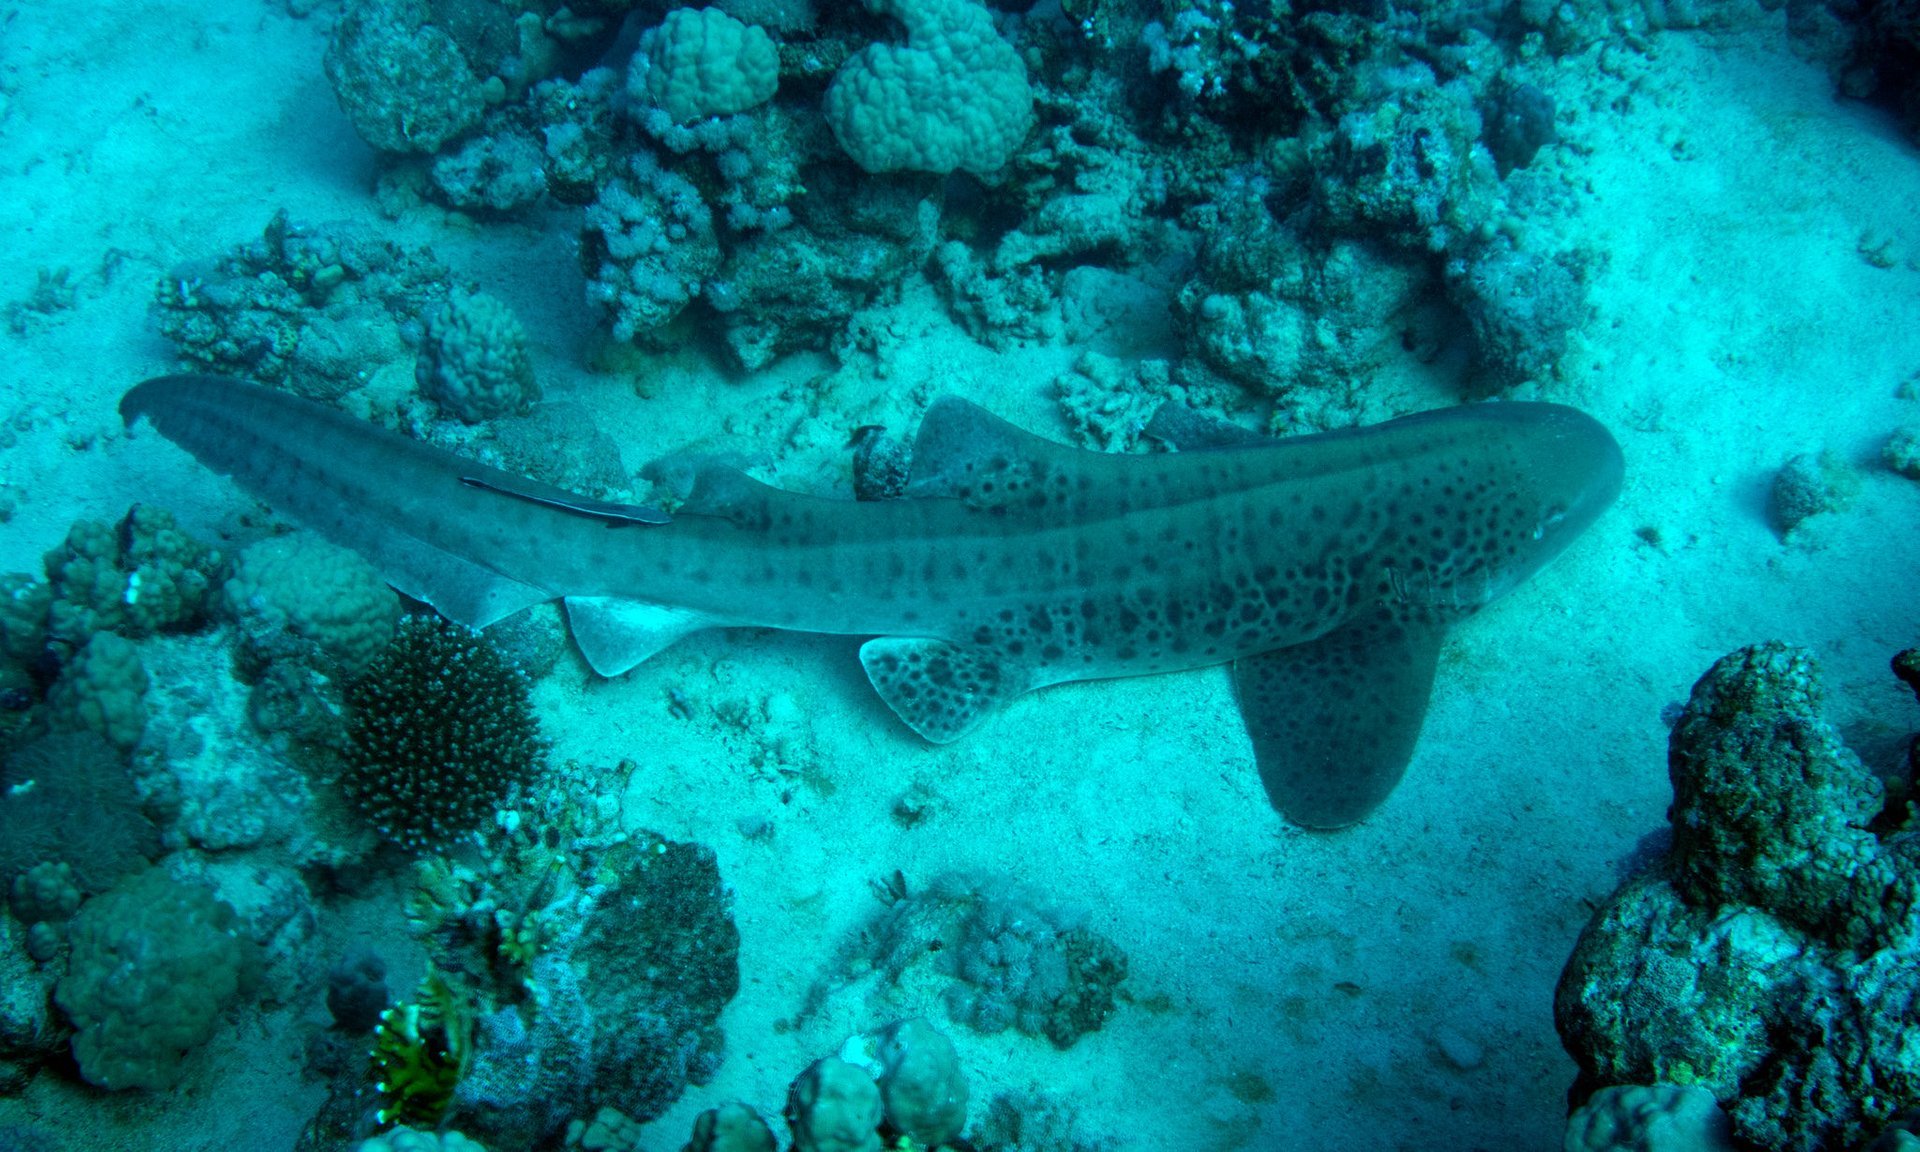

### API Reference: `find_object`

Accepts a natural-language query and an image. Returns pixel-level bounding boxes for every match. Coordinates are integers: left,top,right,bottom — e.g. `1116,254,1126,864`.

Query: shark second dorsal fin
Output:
1143,402,1269,451
1234,606,1448,828
905,397,1079,511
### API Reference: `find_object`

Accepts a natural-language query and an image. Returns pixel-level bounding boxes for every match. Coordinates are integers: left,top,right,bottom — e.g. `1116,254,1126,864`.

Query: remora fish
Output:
121,374,1622,827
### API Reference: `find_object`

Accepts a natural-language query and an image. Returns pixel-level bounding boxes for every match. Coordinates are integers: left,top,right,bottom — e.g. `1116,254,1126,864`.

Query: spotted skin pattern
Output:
124,375,1622,827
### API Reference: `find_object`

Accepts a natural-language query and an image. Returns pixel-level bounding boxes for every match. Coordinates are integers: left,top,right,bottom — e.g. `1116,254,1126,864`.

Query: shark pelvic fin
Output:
564,596,717,676
860,637,1029,743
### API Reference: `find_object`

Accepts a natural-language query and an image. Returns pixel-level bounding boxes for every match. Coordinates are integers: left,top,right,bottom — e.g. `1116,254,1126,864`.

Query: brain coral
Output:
632,7,780,123
343,615,545,852
823,0,1034,175
224,533,399,676
54,869,253,1091
415,290,540,424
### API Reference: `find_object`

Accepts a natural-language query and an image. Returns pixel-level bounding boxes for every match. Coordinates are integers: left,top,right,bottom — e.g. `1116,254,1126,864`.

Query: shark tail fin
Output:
122,374,676,631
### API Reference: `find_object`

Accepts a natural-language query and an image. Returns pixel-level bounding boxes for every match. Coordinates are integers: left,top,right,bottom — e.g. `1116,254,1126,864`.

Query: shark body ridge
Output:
122,373,1622,827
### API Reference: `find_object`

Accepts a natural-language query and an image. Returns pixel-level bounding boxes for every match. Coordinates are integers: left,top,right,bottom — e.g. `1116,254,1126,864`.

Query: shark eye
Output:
1531,503,1568,540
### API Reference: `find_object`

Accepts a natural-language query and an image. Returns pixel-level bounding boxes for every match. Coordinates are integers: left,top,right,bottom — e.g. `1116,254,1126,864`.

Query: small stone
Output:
1883,426,1920,479
1434,1025,1485,1070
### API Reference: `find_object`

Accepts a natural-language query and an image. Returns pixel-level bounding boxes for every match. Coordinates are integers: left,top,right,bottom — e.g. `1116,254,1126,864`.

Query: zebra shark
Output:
121,373,1622,828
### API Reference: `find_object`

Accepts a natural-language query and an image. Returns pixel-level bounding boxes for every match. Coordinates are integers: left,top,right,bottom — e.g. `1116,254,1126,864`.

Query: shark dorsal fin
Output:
1143,402,1269,451
905,397,1079,511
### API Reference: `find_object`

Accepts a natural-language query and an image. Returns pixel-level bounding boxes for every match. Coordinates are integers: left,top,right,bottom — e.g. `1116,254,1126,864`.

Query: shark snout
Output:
1519,405,1625,555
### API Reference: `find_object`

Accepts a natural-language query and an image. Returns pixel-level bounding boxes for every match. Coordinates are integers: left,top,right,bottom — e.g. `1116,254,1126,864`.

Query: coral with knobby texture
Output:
154,212,452,399
352,1125,489,1152
1666,643,1898,946
824,0,1034,175
844,875,1129,1050
1564,1084,1736,1152
631,7,780,123
8,862,81,926
861,1018,969,1147
1884,426,1920,479
1556,643,1920,1151
787,1056,884,1152
582,153,722,343
54,869,253,1091
43,506,219,653
708,165,937,370
1445,237,1589,394
0,733,156,894
225,533,399,677
47,631,148,753
342,616,545,852
415,290,541,424
0,573,50,666
686,1102,778,1151
1769,451,1859,536
324,0,485,154
1306,63,1494,253
431,132,549,213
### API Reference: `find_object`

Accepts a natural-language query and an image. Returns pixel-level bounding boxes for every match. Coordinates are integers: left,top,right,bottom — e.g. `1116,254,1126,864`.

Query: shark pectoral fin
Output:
1234,609,1447,829
859,637,1023,743
563,596,717,677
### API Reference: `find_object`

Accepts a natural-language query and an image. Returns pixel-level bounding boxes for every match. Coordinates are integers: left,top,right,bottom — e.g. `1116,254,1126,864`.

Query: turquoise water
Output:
0,2,1917,1150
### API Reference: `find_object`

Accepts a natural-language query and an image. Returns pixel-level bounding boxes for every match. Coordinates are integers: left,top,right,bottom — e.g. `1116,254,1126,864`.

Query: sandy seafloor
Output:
0,2,1918,1150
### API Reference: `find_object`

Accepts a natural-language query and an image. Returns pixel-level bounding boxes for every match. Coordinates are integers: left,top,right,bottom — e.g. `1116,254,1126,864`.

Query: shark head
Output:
1489,401,1626,592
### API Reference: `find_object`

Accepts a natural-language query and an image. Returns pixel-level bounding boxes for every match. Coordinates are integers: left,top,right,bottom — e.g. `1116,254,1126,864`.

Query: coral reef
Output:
824,875,1129,1051
335,764,746,1148
41,505,220,654
45,632,149,754
341,615,546,853
630,7,781,124
824,0,1035,175
155,212,452,399
1564,1084,1736,1152
53,869,255,1091
415,290,541,424
353,1125,489,1152
581,151,723,344
1770,450,1860,535
224,532,400,679
1556,643,1920,1151
0,732,157,894
672,1018,1107,1151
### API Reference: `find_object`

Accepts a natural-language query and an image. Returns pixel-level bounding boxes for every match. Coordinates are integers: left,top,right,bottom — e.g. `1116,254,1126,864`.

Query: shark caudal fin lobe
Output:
1235,606,1448,828
120,374,665,631
859,638,1030,743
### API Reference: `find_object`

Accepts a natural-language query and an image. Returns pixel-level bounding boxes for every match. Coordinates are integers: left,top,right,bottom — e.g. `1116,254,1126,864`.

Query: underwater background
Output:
0,0,1918,1149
